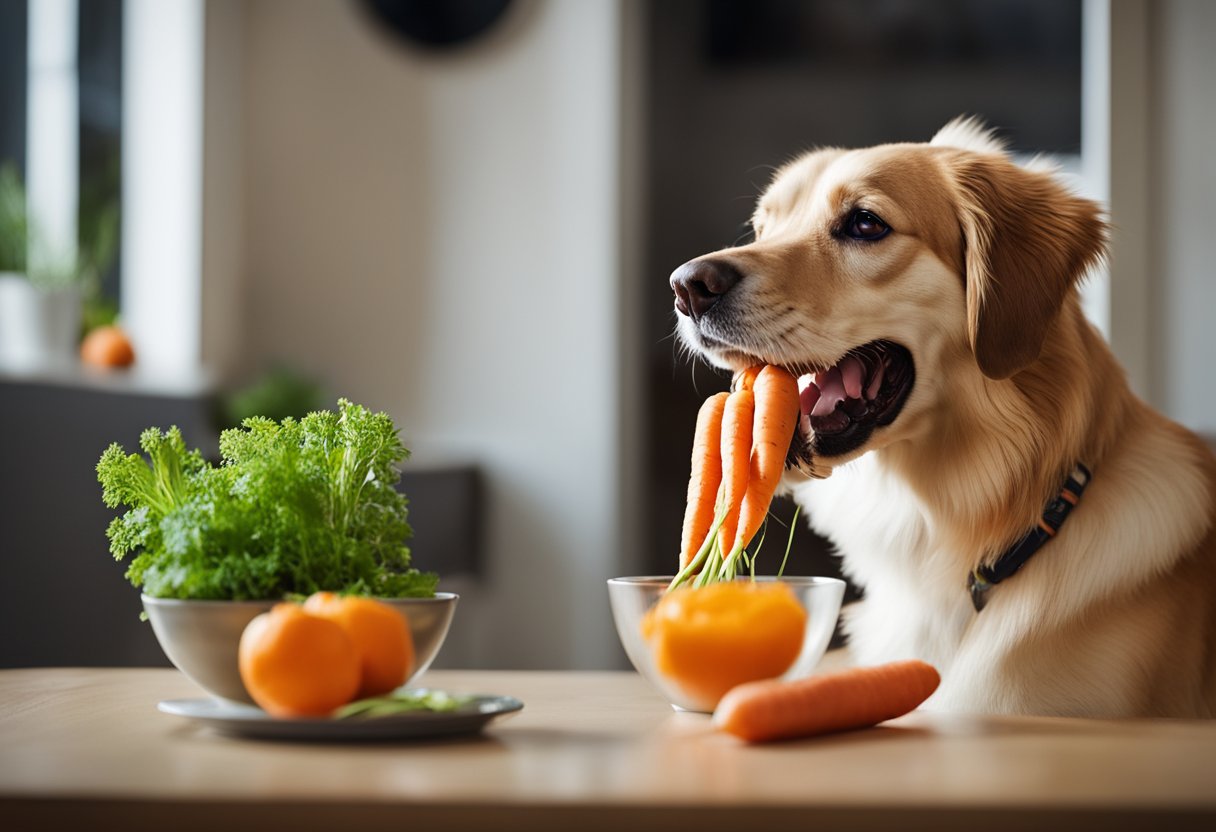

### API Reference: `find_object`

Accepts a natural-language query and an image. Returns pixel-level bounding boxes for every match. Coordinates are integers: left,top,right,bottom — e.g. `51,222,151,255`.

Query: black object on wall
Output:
360,0,514,49
397,465,483,578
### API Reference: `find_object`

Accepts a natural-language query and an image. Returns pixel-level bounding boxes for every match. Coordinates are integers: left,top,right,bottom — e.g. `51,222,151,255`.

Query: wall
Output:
233,0,630,669
1152,0,1216,433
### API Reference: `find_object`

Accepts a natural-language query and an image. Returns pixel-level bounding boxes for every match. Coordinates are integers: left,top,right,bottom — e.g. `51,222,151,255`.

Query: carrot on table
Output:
713,660,941,743
727,365,800,559
714,388,755,566
679,392,730,569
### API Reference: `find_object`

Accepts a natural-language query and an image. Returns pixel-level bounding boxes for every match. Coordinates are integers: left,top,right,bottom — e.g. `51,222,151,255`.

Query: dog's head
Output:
670,117,1108,474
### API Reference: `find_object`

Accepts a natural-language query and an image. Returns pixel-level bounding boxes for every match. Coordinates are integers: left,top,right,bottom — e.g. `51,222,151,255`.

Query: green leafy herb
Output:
97,399,438,601
334,690,473,720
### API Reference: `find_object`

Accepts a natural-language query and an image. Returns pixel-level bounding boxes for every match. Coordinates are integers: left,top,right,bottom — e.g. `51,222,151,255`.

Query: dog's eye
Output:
844,209,890,241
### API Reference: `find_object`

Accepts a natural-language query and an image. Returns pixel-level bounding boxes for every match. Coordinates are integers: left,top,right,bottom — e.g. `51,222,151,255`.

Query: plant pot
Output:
141,593,460,705
0,273,81,365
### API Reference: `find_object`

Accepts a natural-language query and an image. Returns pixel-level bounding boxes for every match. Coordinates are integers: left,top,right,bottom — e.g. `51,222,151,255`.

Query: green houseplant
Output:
0,164,72,364
0,164,28,276
0,163,114,364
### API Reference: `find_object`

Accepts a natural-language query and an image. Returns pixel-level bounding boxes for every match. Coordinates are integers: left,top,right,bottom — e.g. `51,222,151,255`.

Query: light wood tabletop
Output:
1,668,1214,831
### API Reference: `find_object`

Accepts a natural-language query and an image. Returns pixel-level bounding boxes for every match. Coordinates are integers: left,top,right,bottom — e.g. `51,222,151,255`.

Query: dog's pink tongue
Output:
812,366,846,416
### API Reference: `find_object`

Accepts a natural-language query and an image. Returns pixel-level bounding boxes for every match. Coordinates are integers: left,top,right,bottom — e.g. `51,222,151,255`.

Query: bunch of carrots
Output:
639,364,807,710
672,364,800,589
651,363,943,742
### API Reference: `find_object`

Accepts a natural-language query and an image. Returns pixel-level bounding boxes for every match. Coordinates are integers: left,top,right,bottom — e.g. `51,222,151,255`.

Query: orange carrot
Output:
713,660,941,743
716,388,755,563
733,364,763,392
728,365,799,557
680,392,730,568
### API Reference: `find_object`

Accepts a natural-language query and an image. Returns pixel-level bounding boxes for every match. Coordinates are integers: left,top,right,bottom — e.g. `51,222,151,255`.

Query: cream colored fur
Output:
675,117,1216,718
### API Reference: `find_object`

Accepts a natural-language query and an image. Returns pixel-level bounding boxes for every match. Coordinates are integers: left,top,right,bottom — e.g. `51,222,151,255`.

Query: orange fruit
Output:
238,603,360,718
641,581,807,708
80,325,136,368
303,592,415,698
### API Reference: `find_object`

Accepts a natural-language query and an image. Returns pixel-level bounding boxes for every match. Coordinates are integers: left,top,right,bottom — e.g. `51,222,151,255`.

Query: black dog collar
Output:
968,463,1091,612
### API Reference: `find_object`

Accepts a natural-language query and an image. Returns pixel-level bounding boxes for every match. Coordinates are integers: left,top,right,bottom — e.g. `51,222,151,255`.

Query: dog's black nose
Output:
670,258,742,320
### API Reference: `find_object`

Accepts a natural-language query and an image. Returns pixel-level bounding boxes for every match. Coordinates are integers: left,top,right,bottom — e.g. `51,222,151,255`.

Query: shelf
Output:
0,354,217,399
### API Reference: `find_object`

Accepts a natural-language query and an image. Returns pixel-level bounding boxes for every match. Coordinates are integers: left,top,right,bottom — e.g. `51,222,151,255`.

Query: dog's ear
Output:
947,153,1107,379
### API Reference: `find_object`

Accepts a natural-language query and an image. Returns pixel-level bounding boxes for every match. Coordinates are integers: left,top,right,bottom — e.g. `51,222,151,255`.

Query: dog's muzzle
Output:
670,258,743,321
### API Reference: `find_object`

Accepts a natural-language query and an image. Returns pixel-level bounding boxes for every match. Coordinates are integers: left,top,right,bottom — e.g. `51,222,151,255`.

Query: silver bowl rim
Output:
141,591,460,607
607,575,845,588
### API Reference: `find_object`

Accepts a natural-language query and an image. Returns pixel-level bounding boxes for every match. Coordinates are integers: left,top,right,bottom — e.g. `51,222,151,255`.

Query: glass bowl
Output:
607,575,845,712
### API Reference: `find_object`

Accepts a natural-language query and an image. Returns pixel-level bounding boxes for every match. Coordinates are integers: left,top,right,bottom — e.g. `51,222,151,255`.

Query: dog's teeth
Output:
800,414,812,437
797,373,815,393
841,356,864,399
865,361,885,399
799,380,821,418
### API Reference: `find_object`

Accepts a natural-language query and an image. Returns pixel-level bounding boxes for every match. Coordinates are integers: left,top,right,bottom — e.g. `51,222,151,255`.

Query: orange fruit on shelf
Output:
641,581,807,709
238,603,360,718
303,592,415,698
80,325,136,368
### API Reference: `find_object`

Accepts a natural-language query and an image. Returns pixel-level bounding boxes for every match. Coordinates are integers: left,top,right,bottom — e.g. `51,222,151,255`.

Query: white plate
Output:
158,690,523,741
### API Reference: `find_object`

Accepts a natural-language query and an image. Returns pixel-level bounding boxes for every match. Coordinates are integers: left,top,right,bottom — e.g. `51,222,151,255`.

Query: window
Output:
0,0,122,318
1,0,207,377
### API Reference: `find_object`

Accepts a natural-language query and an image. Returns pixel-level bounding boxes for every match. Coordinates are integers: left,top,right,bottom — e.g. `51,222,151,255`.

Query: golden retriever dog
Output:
669,117,1216,718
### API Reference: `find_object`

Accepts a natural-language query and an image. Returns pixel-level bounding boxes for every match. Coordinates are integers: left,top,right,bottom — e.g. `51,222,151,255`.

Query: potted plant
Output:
0,163,123,366
97,398,456,703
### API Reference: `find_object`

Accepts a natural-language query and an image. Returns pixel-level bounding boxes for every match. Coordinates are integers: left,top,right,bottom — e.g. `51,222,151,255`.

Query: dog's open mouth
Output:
787,340,915,465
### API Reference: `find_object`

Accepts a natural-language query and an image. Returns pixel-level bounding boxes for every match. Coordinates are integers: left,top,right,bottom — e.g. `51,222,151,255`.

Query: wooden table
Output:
2,669,1214,831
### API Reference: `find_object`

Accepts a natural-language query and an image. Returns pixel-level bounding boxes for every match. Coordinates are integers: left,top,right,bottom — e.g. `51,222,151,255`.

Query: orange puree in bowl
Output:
641,581,807,708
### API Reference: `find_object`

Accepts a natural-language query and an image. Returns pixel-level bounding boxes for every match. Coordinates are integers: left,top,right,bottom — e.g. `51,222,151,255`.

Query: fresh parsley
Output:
97,399,438,600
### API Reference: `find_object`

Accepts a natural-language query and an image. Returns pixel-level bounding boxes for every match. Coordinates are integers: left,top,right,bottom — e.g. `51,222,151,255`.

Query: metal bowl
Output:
142,593,459,704
607,576,845,712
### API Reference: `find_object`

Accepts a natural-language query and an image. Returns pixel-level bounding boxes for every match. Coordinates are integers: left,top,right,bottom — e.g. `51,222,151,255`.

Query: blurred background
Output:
1,0,1212,671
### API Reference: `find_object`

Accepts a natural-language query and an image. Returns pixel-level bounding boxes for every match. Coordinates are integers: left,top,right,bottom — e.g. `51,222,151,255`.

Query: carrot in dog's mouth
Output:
789,340,915,461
